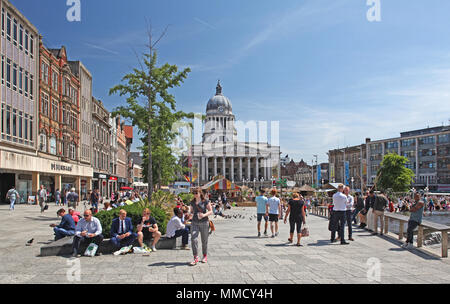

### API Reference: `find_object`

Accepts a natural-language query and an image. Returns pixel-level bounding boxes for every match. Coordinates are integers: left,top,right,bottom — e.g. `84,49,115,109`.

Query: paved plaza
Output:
1,203,450,284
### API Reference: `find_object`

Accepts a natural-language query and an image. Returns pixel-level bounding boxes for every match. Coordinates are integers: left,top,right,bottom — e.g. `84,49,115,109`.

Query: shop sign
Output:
99,174,107,179
109,176,118,181
51,163,73,172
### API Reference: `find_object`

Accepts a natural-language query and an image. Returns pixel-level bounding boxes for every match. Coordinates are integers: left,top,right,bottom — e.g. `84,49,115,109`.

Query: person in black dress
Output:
284,193,306,246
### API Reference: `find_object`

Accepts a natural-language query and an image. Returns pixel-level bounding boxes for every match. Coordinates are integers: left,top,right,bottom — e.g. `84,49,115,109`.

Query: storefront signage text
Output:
51,163,73,172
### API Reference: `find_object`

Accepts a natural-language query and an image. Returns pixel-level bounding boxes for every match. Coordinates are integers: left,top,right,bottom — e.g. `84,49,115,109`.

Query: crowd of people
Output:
23,181,450,263
46,186,219,266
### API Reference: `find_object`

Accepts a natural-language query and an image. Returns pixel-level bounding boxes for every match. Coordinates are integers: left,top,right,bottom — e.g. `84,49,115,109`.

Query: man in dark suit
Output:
110,209,137,249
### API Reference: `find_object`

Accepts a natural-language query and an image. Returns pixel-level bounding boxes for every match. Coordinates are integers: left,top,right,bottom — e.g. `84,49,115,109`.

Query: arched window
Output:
39,132,47,152
49,134,57,155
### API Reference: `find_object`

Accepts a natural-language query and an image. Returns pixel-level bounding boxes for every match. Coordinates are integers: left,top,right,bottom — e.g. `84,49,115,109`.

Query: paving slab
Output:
1,204,450,284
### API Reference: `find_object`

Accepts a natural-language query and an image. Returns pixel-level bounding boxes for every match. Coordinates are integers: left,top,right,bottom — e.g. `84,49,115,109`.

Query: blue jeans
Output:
9,198,16,210
53,227,75,240
111,233,138,249
406,220,419,244
172,227,190,246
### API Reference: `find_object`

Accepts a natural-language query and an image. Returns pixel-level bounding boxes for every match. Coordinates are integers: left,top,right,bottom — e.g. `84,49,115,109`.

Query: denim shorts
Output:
257,213,268,222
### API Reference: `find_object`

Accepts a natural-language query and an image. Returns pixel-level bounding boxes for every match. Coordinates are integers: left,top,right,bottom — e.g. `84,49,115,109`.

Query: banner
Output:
317,165,322,186
344,161,350,185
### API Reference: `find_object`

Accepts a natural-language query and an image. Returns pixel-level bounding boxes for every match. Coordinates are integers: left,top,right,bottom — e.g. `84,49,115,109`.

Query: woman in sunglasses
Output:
189,187,212,266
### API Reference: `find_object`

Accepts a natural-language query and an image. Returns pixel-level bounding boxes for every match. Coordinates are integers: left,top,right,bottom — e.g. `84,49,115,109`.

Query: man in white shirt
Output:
344,186,355,241
72,209,103,257
166,208,190,250
38,185,47,213
330,184,349,245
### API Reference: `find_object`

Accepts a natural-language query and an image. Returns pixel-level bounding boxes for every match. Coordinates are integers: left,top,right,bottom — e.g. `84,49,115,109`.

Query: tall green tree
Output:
376,153,415,192
109,27,192,200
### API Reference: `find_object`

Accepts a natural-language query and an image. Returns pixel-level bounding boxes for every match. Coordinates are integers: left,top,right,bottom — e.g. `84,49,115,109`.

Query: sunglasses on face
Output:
83,214,90,217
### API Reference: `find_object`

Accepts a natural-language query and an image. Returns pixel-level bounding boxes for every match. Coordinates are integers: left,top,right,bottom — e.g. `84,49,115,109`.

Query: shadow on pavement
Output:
24,216,57,222
234,236,262,239
148,262,189,268
381,235,441,260
265,243,287,247
307,240,332,247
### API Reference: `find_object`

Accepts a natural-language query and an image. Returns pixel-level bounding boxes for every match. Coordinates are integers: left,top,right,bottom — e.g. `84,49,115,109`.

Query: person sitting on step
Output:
110,209,137,252
136,208,161,252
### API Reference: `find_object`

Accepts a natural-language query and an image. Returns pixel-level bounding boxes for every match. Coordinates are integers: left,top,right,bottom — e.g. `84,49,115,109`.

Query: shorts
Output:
257,213,268,222
142,228,153,240
269,214,279,222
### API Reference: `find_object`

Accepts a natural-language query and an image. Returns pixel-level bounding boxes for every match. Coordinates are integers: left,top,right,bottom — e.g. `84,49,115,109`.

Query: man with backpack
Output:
6,185,20,211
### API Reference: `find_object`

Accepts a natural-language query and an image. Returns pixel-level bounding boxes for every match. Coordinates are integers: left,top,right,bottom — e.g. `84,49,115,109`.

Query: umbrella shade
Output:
120,186,134,190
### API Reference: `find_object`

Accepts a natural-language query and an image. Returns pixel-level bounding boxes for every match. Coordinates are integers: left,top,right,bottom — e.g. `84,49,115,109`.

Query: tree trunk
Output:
147,125,152,201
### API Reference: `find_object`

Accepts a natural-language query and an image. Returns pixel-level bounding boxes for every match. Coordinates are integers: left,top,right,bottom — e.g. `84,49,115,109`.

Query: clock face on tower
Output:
218,106,224,113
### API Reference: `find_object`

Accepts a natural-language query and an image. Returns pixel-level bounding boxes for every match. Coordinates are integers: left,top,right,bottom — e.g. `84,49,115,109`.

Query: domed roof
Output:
206,81,232,115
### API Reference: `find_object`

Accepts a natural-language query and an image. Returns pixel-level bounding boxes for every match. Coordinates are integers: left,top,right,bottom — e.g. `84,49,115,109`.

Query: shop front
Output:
118,177,128,189
109,176,118,197
0,150,93,203
93,172,110,198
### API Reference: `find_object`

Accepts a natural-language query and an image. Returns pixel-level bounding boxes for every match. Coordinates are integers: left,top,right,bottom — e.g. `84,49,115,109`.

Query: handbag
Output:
209,220,215,234
301,226,309,237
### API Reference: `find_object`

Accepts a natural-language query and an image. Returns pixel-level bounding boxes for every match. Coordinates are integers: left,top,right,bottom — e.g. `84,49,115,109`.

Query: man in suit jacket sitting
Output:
110,209,137,249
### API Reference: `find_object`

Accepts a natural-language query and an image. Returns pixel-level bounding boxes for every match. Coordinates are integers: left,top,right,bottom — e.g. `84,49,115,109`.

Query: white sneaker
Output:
401,243,409,249
406,243,414,250
151,246,157,252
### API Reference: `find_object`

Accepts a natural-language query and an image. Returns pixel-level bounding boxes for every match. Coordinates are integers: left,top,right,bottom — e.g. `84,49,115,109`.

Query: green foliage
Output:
95,200,169,238
179,192,194,205
109,38,194,196
376,153,415,192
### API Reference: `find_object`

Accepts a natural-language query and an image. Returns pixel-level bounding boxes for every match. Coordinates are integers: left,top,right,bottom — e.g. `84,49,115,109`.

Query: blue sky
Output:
10,0,450,164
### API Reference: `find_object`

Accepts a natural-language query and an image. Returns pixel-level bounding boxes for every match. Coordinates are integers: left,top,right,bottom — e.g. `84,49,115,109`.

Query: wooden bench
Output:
384,212,449,258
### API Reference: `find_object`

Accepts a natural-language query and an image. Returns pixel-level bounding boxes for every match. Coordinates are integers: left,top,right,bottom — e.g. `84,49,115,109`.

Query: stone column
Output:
231,157,234,182
205,157,209,181
264,158,268,180
239,158,243,181
247,157,251,180
255,157,259,180
222,157,226,178
55,174,62,192
75,176,81,199
32,172,40,197
214,157,217,176
86,177,92,193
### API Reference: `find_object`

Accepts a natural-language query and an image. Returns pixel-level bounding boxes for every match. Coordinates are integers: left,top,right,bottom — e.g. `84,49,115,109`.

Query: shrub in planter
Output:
179,192,194,205
95,202,169,239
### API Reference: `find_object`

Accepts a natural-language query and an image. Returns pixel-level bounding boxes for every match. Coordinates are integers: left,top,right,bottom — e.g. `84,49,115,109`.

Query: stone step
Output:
40,235,176,257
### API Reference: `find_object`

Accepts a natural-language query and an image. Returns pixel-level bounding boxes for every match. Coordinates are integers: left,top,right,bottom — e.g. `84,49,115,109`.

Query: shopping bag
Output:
301,226,309,237
84,242,98,257
132,247,147,254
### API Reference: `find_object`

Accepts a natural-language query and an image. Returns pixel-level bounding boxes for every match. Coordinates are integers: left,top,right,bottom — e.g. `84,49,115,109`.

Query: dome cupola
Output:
206,80,232,115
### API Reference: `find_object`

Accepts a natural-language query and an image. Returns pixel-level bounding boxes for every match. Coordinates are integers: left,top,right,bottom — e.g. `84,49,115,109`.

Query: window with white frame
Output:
50,135,57,155
39,132,47,152
52,71,58,91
